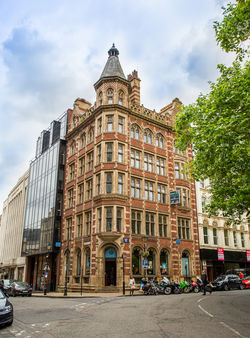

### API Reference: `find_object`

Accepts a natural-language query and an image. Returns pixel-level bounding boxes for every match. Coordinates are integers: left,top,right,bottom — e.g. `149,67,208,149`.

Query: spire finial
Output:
108,43,119,57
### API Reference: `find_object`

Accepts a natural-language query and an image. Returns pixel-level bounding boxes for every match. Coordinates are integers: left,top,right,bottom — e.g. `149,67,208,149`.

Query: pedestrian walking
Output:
201,269,211,295
129,275,136,296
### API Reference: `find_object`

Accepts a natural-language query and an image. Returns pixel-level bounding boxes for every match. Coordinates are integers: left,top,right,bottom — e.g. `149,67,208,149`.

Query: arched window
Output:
156,135,164,148
85,248,90,275
76,249,81,276
80,133,86,148
182,251,190,277
88,128,94,143
144,129,153,144
160,249,168,275
107,88,114,104
118,90,124,105
131,124,140,140
147,249,155,275
70,141,76,155
99,91,103,105
132,248,141,275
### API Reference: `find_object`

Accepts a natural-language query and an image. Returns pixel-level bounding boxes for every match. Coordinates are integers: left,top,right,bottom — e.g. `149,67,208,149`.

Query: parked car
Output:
9,281,32,297
212,274,244,291
0,288,13,326
1,280,14,294
242,275,250,289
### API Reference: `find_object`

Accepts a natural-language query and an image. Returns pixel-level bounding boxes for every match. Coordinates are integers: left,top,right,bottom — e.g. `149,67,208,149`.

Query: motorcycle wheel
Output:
184,287,190,293
164,287,172,295
224,284,229,291
194,286,199,293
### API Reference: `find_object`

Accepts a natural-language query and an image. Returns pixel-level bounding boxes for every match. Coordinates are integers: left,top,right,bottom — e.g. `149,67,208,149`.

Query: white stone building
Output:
196,179,250,280
0,171,29,280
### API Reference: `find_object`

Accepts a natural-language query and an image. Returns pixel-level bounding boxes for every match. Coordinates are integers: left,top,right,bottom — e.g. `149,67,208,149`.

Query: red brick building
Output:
59,44,200,292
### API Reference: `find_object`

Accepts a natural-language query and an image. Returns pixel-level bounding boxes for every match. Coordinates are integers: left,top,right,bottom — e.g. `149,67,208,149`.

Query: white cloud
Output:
0,0,233,209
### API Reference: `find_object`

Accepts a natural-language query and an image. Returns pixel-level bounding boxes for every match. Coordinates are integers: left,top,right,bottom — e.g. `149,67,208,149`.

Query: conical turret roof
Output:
99,44,126,80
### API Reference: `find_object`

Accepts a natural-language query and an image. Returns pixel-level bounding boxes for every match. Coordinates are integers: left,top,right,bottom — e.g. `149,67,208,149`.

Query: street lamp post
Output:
122,253,125,295
44,254,49,296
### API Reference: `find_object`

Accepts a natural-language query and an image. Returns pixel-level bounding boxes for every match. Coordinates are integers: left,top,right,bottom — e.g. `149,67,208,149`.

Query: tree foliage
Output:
175,0,250,220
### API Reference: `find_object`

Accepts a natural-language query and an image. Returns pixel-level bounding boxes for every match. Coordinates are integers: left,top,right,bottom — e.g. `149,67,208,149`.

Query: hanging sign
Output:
170,191,180,204
217,248,224,261
246,250,250,262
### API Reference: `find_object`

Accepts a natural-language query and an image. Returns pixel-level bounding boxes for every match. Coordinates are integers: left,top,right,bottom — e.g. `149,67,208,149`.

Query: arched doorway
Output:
105,247,117,286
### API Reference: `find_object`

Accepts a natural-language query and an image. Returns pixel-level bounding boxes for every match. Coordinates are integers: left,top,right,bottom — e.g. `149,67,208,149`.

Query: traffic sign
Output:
142,260,148,266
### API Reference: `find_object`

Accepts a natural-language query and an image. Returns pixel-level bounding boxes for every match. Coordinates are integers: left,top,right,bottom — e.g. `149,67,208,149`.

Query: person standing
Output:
129,275,136,296
201,269,209,295
239,272,244,279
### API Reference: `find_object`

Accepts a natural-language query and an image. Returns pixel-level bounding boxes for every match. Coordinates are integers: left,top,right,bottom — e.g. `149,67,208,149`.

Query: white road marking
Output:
198,304,214,318
197,297,205,303
220,322,247,338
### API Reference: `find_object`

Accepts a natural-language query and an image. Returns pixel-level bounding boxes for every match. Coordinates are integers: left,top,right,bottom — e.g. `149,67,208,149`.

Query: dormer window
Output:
107,88,114,104
118,90,124,105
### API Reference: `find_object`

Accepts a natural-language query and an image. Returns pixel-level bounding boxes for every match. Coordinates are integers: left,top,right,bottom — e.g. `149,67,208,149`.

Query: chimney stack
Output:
128,70,141,106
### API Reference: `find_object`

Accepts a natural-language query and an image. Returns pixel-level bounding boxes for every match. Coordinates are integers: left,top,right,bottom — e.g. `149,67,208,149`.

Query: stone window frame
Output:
106,114,114,132
96,144,102,165
87,151,94,171
86,179,93,200
67,188,74,208
157,184,167,204
156,157,165,176
96,173,101,195
78,156,85,176
118,115,125,133
131,148,141,169
144,128,153,145
156,133,164,149
105,172,113,194
145,212,155,236
107,88,114,104
144,152,154,173
85,211,92,236
176,186,190,208
159,214,168,238
118,143,124,163
131,210,142,234
118,90,124,105
118,173,124,194
145,180,154,201
76,214,83,237
106,142,113,162
175,161,188,180
203,226,209,244
177,218,191,240
68,162,75,181
77,183,84,204
130,123,141,140
131,177,141,199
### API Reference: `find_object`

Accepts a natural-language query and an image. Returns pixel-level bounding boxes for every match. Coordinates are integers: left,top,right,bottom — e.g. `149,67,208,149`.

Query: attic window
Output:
107,88,114,104
118,90,124,105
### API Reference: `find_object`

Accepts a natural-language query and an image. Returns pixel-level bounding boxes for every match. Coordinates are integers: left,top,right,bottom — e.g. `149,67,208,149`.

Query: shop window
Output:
76,249,81,277
160,250,168,275
132,248,141,275
182,252,190,277
85,248,90,275
147,249,155,275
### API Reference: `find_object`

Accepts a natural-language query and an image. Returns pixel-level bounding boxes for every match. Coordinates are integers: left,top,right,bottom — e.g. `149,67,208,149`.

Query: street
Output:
1,289,250,338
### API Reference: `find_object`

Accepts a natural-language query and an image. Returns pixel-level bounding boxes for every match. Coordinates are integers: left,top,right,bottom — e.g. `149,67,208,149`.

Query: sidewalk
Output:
32,290,142,298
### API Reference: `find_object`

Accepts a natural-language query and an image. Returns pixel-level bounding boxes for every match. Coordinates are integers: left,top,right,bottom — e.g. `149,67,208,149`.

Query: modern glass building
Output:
22,112,67,291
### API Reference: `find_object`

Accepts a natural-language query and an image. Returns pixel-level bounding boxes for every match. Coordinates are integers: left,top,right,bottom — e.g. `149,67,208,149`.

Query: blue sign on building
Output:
142,260,148,266
170,190,180,204
123,238,129,243
176,239,181,245
55,242,61,247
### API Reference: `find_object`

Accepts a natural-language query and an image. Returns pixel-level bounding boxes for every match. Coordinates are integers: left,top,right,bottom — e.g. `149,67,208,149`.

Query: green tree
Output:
174,0,250,220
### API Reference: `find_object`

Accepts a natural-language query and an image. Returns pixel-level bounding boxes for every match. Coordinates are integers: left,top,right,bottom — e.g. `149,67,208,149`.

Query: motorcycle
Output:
179,280,191,293
157,277,172,295
190,280,199,293
141,278,157,295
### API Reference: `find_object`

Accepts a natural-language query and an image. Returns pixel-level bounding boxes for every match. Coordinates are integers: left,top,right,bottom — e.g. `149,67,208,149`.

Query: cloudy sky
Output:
0,0,234,210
